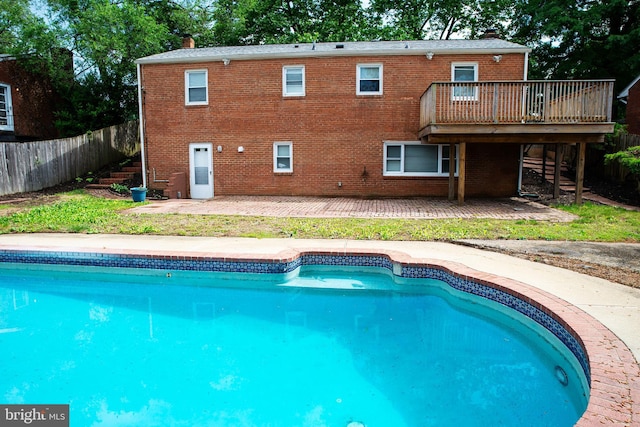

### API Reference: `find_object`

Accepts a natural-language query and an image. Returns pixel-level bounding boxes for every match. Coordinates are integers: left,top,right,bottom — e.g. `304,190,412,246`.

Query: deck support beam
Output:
553,144,564,199
448,143,456,201
575,142,586,204
457,142,466,205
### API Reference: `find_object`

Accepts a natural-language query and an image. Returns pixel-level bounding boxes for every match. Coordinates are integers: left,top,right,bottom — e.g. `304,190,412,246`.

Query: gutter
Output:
135,42,531,66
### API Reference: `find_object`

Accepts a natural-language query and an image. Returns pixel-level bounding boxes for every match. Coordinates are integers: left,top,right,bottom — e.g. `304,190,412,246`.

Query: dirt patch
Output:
520,167,640,208
511,252,640,289
462,243,640,288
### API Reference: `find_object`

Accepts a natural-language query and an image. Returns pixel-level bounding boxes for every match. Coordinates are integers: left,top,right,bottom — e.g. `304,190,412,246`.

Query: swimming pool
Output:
0,246,635,426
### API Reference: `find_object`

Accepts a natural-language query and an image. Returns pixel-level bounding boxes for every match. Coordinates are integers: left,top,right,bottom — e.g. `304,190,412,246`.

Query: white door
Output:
189,143,213,199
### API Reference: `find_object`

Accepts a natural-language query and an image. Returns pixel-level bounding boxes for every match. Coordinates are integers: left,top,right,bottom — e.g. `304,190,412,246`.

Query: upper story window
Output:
384,142,458,176
283,66,305,97
357,64,383,95
185,70,208,105
0,83,14,131
274,142,293,173
451,63,478,100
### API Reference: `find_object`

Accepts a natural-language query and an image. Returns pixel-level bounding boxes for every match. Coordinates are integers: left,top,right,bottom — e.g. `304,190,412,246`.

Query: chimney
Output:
182,34,195,49
482,29,499,39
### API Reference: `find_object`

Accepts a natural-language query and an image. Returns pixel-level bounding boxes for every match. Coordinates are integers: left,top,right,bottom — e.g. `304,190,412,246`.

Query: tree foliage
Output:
512,0,640,89
368,0,515,40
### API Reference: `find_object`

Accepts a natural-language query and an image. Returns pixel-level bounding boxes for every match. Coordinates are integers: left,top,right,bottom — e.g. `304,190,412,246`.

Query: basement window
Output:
383,142,458,176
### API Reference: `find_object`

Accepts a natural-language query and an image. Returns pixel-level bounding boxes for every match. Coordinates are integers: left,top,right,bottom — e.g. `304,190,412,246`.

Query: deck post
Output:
553,144,563,199
457,142,466,205
448,143,456,200
575,142,586,204
542,145,547,183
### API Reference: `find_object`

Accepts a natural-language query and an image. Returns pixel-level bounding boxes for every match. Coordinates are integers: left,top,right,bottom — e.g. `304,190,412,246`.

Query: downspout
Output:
517,51,529,196
136,62,147,189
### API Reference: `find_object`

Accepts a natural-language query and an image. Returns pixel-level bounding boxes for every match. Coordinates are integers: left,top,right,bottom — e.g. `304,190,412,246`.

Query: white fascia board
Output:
135,46,531,65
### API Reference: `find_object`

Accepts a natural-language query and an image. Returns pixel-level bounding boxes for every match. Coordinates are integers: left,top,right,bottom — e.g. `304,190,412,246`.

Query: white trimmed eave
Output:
135,46,531,65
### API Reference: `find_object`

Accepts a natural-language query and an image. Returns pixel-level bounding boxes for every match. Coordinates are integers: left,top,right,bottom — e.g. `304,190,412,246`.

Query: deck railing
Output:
419,80,615,128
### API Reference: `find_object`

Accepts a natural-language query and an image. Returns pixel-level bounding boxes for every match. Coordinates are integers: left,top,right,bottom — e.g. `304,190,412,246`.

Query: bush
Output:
109,183,130,195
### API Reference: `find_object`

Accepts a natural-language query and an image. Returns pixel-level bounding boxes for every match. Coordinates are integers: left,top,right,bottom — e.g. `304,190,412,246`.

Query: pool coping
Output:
0,244,638,426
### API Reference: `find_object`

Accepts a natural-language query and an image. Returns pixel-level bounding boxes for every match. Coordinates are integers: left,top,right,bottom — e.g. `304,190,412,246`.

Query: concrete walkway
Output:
127,195,578,221
1,233,638,363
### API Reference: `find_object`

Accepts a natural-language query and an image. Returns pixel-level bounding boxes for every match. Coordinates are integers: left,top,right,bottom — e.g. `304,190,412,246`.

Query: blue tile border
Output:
0,249,589,383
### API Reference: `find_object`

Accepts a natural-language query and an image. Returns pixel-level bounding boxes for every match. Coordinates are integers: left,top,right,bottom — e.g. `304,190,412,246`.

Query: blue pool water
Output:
0,263,588,426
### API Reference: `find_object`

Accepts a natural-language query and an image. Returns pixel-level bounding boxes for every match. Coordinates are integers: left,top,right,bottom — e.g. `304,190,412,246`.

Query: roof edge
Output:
136,45,531,65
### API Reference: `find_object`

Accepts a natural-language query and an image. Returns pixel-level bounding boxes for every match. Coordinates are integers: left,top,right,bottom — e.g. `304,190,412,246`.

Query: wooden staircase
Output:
86,159,142,190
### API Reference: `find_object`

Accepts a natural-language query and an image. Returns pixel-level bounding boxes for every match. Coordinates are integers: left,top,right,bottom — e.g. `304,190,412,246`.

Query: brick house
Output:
619,75,640,135
0,55,61,142
136,37,614,202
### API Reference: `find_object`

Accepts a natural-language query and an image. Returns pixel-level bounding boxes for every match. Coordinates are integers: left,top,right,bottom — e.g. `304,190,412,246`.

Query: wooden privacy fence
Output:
0,121,139,196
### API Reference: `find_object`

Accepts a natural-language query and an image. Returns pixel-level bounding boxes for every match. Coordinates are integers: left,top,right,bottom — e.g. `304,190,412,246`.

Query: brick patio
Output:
128,195,578,221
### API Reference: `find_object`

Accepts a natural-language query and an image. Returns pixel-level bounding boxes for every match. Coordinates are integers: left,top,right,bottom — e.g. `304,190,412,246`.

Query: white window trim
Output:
282,65,305,97
0,83,14,132
273,141,293,173
185,69,208,105
356,63,383,96
451,62,478,101
383,141,458,177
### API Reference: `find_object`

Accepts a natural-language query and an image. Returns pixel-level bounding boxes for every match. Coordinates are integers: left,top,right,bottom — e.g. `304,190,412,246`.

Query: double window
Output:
384,142,458,176
283,66,305,97
357,64,383,95
452,63,478,100
185,70,208,105
0,83,13,131
274,142,293,173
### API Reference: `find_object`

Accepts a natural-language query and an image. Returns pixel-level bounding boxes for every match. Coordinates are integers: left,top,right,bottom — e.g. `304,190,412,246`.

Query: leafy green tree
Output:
368,0,515,40
512,0,640,89
208,0,371,45
43,0,169,133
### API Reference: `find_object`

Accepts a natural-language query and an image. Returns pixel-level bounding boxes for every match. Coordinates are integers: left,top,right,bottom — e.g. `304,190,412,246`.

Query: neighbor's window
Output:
357,64,383,95
451,63,478,100
0,83,14,131
274,142,293,173
384,142,458,176
185,70,208,105
283,66,305,97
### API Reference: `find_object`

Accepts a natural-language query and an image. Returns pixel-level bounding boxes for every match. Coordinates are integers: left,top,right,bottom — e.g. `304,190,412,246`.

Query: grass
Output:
0,191,638,242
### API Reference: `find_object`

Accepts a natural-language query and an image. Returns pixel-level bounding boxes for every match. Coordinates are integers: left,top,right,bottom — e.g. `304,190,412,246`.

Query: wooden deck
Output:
418,80,615,142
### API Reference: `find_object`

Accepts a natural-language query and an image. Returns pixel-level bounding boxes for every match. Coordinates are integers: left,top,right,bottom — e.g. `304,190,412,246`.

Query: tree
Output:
512,0,640,90
208,0,371,46
368,0,515,40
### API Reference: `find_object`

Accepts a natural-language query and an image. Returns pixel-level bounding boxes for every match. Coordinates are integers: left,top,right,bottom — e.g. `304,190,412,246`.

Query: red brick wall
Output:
0,59,59,140
628,80,640,135
141,52,525,197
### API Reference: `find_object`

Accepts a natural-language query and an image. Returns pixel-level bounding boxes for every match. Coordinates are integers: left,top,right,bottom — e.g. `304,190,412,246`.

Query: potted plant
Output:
130,187,148,202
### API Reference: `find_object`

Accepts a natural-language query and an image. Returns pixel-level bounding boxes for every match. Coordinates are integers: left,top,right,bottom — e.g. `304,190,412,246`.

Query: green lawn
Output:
0,191,639,242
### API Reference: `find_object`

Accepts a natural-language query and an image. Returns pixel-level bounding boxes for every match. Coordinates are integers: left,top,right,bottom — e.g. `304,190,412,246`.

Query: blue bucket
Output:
130,187,147,202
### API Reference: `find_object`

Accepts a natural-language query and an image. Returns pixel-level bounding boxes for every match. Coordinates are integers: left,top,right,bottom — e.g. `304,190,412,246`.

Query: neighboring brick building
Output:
619,75,640,135
136,38,614,201
0,55,62,142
